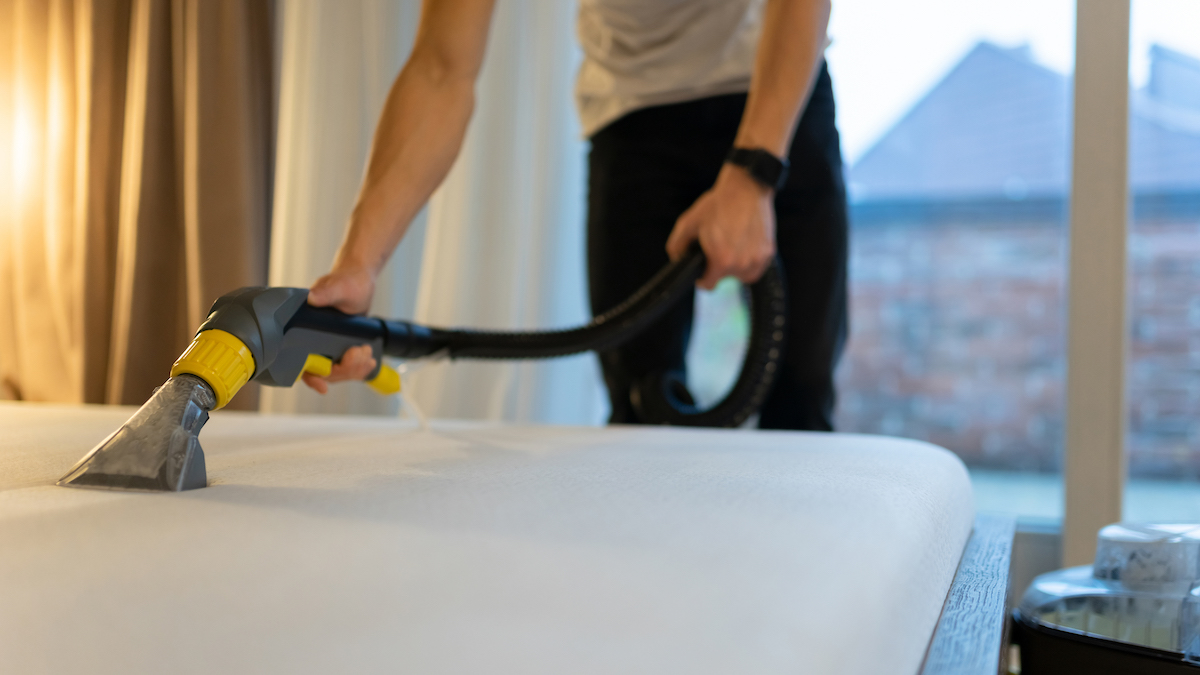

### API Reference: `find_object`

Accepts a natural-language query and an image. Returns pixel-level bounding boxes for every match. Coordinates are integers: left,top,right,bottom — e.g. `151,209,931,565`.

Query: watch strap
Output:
726,147,790,192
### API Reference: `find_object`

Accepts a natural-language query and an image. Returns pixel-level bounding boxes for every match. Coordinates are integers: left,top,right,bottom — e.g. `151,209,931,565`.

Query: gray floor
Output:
971,469,1200,522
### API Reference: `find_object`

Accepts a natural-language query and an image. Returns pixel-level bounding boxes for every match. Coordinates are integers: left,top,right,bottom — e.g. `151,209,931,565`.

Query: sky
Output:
826,0,1200,165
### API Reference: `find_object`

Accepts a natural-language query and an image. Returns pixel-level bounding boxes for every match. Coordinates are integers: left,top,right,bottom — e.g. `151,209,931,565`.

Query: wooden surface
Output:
920,514,1017,675
1,403,976,675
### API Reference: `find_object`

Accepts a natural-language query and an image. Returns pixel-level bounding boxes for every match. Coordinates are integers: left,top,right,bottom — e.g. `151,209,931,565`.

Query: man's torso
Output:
575,0,765,136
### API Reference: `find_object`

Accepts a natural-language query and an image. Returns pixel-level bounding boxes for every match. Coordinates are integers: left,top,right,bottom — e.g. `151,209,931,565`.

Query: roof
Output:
848,42,1200,202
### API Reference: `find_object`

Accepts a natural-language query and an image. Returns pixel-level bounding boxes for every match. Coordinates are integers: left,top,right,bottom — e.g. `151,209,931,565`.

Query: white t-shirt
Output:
575,0,766,137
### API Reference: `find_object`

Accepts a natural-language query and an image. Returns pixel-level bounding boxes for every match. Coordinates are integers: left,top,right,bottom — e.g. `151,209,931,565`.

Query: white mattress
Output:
0,403,974,675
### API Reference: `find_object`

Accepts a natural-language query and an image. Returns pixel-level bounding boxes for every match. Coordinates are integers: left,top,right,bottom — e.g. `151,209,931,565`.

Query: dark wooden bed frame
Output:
920,514,1016,675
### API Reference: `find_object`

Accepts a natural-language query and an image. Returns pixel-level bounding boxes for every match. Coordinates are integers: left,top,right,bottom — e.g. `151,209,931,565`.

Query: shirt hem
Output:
579,79,753,138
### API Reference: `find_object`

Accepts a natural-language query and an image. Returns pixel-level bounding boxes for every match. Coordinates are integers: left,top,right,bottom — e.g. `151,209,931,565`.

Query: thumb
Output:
307,277,335,307
308,269,375,314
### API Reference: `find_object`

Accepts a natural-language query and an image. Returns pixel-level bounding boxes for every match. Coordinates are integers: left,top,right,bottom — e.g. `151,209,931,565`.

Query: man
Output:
305,0,847,431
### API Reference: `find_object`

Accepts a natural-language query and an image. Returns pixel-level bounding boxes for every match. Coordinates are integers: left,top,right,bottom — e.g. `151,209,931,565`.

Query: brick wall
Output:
836,195,1200,478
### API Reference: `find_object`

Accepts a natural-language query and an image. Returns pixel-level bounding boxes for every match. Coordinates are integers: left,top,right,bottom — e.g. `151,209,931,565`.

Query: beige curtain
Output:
0,0,273,409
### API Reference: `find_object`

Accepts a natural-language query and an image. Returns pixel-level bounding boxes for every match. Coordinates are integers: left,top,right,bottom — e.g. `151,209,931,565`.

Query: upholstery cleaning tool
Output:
58,247,786,492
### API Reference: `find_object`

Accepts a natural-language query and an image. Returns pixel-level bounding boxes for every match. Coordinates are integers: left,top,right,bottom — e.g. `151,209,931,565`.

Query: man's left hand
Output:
665,163,777,290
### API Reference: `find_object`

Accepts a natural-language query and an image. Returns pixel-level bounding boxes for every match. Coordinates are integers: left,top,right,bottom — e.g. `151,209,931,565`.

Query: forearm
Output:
332,0,495,279
734,0,831,156
334,57,475,277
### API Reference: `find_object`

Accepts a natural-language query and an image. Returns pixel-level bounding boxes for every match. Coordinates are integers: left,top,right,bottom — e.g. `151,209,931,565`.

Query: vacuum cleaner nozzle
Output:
57,375,215,492
55,285,402,493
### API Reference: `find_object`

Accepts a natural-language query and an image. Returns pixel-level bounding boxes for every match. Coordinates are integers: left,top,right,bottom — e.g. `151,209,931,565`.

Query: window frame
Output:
1063,0,1132,565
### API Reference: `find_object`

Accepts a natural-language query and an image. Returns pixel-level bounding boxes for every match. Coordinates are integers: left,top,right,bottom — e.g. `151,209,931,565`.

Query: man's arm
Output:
303,0,495,392
665,0,832,290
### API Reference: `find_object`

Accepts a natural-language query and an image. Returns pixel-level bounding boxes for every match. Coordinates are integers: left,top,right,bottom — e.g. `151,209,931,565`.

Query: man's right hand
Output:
301,266,379,393
297,0,498,394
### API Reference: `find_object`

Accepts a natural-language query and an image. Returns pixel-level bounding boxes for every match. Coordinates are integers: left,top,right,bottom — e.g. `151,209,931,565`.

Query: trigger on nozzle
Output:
368,364,401,396
300,354,333,380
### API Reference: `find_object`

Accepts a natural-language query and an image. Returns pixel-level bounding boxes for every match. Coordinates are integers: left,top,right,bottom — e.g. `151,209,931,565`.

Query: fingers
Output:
298,345,379,394
733,255,772,285
666,207,700,262
698,245,775,289
327,345,377,382
670,180,777,289
300,372,329,394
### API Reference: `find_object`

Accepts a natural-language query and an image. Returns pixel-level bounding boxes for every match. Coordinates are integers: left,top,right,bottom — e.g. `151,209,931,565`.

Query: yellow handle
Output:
367,364,402,396
300,353,400,396
300,354,333,380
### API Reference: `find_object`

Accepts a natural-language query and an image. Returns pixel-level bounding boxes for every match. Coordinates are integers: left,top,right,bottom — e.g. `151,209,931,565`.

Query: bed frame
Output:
920,514,1016,675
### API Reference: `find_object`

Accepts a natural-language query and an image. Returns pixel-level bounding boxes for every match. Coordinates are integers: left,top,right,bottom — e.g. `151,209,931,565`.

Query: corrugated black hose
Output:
380,246,787,428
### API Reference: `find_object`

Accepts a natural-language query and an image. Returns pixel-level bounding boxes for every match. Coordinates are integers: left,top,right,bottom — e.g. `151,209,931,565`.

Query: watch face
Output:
729,148,788,191
749,152,783,187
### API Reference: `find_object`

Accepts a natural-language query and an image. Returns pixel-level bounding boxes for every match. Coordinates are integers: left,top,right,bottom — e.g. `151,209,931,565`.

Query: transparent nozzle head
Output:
57,375,215,492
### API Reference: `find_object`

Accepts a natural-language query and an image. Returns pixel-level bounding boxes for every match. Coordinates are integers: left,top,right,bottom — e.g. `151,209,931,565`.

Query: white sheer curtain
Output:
261,0,424,417
265,0,604,425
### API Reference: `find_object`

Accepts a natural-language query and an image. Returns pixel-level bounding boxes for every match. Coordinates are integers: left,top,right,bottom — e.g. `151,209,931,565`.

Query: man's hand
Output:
665,0,828,290
308,264,376,315
666,164,777,290
301,265,379,393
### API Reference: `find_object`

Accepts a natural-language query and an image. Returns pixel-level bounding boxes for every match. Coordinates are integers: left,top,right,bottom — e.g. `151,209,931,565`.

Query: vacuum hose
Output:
59,247,787,493
296,247,787,427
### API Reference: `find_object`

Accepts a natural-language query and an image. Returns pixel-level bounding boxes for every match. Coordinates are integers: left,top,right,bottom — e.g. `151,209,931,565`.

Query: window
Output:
1124,0,1200,521
828,0,1076,519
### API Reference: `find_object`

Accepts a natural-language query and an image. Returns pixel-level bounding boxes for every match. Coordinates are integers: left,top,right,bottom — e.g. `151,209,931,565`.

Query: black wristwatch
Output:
725,147,790,192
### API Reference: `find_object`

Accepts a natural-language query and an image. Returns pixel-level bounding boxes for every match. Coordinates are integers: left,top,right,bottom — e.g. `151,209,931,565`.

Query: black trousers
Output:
587,63,848,430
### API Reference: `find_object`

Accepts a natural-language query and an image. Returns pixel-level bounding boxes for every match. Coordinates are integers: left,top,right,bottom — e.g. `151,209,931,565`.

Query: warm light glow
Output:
0,78,40,219
0,82,10,213
12,103,37,199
